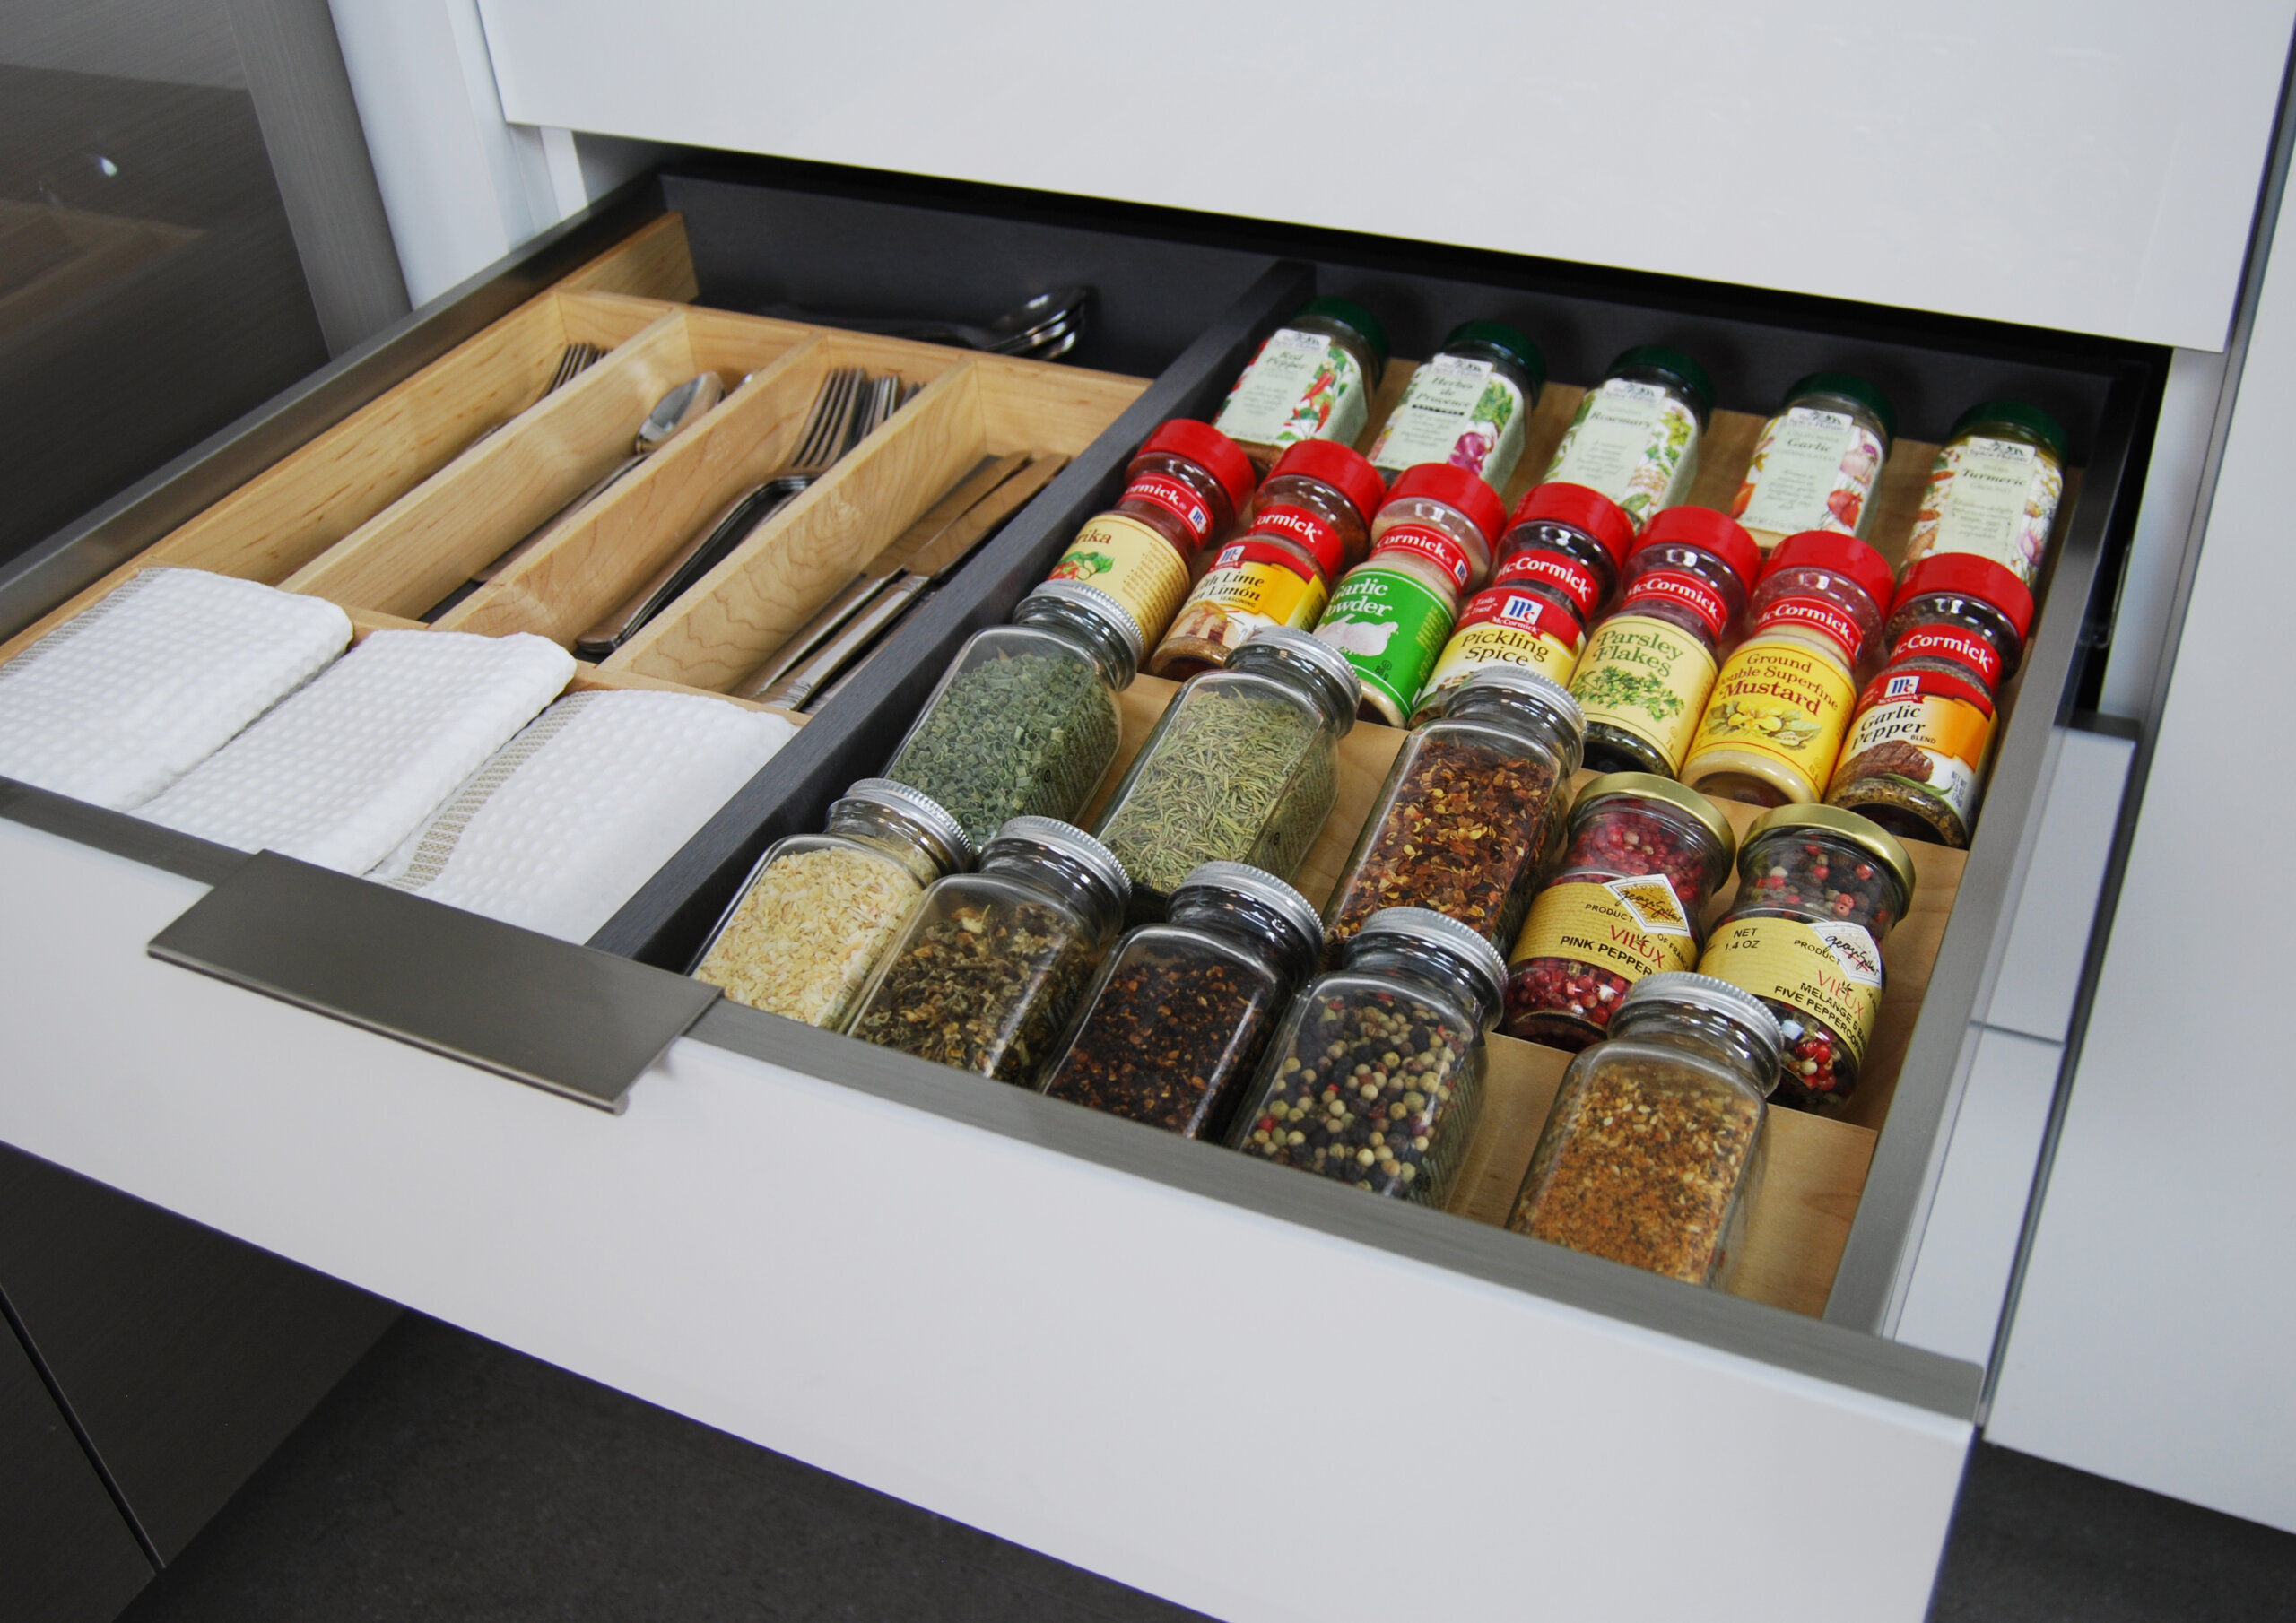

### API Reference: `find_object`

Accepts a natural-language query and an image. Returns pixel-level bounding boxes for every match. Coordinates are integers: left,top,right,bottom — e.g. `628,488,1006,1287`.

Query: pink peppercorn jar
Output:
1502,773,1738,1051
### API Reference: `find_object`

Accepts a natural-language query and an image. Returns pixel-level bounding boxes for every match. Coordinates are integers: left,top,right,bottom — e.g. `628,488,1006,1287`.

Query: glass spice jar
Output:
691,777,974,1030
1828,553,2034,847
1211,298,1390,475
847,815,1130,1085
1148,439,1386,680
1728,372,1896,551
1681,530,1897,807
1044,419,1259,648
1094,626,1360,920
1508,972,1781,1288
1903,399,2068,590
1697,804,1916,1110
1323,665,1584,959
1365,319,1546,488
1230,906,1507,1205
1038,861,1323,1139
1567,506,1761,777
1415,482,1637,715
1540,345,1713,532
1502,773,1737,1051
883,580,1138,852
1312,464,1507,725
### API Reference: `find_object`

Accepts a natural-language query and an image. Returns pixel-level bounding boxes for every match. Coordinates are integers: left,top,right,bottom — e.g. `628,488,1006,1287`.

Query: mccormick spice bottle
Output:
1323,665,1585,959
1697,804,1916,1110
1231,906,1508,1206
1567,506,1761,777
692,777,973,1030
847,815,1130,1085
1728,372,1895,550
1509,971,1782,1288
1903,400,2068,589
1211,298,1390,474
1365,319,1546,488
1502,774,1737,1051
1312,464,1507,725
1541,345,1713,532
1149,439,1385,680
1038,861,1323,1139
1681,530,1896,807
1828,554,2034,847
1044,420,1258,648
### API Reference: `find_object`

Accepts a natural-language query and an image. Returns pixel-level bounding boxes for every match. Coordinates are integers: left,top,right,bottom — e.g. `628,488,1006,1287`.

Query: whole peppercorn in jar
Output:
1697,805,1916,1110
1230,907,1507,1206
1728,372,1895,550
1681,530,1897,807
1365,319,1546,488
1541,345,1713,531
1903,399,2068,589
1211,298,1389,474
1038,862,1323,1139
1503,774,1736,1051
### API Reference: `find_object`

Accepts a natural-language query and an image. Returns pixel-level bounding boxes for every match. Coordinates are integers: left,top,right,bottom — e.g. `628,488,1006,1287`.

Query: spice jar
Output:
1323,665,1584,959
1904,400,2068,589
1095,626,1359,919
1416,482,1636,714
1038,861,1323,1139
1681,531,1896,807
1231,906,1506,1205
883,580,1137,851
1697,805,1915,1110
1312,464,1506,725
1567,506,1761,777
1509,972,1781,1287
1829,554,2035,847
1365,319,1546,488
1148,439,1385,680
1728,372,1895,550
1540,345,1713,531
1045,420,1258,647
692,777,973,1029
847,815,1129,1085
1502,774,1736,1051
1211,298,1390,474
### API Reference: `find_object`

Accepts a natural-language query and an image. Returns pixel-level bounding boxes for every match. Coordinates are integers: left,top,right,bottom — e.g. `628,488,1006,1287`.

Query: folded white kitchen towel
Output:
369,689,796,942
137,629,574,872
0,568,352,810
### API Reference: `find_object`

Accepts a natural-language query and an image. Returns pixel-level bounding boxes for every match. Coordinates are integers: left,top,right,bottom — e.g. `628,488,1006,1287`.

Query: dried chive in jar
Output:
1904,400,2068,589
1729,373,1894,550
1366,319,1546,488
1542,345,1713,532
1212,298,1389,475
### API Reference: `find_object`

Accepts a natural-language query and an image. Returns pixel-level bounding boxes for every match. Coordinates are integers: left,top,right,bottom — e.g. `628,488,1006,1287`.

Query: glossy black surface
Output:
0,1306,153,1623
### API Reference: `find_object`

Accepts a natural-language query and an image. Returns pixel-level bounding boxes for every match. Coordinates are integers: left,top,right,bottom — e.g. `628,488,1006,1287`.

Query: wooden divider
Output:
552,212,700,304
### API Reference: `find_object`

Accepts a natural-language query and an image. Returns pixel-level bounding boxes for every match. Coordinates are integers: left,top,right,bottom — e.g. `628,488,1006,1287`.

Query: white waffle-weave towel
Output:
369,689,795,942
138,629,574,872
0,568,352,810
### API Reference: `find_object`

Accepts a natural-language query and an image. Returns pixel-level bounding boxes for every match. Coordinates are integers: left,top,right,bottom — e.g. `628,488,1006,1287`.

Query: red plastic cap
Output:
1508,482,1636,568
1137,420,1257,511
1893,552,2036,639
1269,438,1387,526
1385,462,1507,544
1767,531,1896,614
1635,506,1761,592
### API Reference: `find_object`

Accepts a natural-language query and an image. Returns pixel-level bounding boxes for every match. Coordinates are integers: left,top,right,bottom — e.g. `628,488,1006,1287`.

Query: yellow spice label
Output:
1700,916,1883,1064
1509,879,1699,982
1683,636,1857,795
1567,613,1717,771
1164,554,1328,654
1048,513,1192,643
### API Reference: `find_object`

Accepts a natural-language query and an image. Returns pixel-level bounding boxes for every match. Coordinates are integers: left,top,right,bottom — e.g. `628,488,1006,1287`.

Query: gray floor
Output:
120,1314,2296,1621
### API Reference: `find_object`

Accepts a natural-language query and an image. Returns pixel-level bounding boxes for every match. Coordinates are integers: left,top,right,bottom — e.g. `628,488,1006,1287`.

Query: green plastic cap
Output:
1300,296,1390,369
1950,399,2067,462
1784,370,1897,443
1608,344,1713,422
1441,319,1546,392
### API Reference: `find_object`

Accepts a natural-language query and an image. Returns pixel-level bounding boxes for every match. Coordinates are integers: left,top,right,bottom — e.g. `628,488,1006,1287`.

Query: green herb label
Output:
1543,378,1700,530
1368,357,1525,485
1568,612,1717,771
1213,328,1370,454
1313,566,1455,725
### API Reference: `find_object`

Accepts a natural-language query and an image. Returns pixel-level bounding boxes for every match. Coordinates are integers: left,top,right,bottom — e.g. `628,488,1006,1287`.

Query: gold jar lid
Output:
1741,803,1918,904
1571,771,1738,861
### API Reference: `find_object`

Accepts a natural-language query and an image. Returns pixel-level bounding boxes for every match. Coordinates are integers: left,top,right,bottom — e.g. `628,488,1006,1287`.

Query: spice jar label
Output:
1422,589,1583,699
1509,878,1699,982
1704,916,1883,1064
1757,593,1866,659
1891,624,2003,686
1367,356,1526,482
1905,436,2066,587
1830,669,1995,824
1213,328,1370,454
1048,512,1192,643
1250,502,1348,578
1685,635,1858,789
1494,549,1604,618
1374,521,1475,588
1314,566,1455,723
1622,568,1730,638
1122,471,1219,546
1164,542,1331,655
1569,612,1718,769
1544,378,1700,529
1731,408,1884,541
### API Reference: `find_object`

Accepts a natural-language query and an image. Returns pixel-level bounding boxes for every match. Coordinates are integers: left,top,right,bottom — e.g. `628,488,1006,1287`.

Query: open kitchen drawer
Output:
0,163,2164,1620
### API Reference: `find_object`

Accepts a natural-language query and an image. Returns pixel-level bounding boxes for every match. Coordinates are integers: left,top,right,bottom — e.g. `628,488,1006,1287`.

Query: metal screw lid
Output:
834,777,976,869
985,815,1131,908
1448,664,1585,736
1233,623,1363,713
1350,906,1509,1008
1617,971,1785,1065
1171,861,1323,959
1021,578,1147,666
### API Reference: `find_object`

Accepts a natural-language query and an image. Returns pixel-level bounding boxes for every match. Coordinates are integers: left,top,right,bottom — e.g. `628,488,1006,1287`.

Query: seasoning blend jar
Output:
1365,320,1546,488
1567,506,1761,777
1903,400,2068,589
1697,805,1916,1110
1323,665,1585,959
1508,972,1782,1288
1094,626,1360,919
847,816,1130,1085
1829,554,2035,847
1729,373,1895,550
1231,906,1507,1205
1211,299,1390,474
883,580,1139,851
1541,345,1713,531
1680,531,1897,807
692,778,973,1029
1502,774,1737,1051
1312,464,1507,725
1149,440,1385,680
1039,861,1323,1139
1045,420,1259,649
